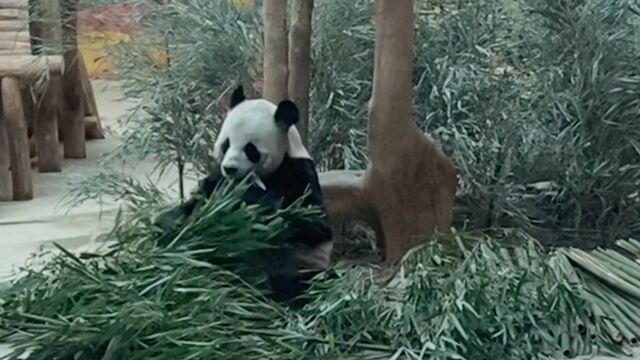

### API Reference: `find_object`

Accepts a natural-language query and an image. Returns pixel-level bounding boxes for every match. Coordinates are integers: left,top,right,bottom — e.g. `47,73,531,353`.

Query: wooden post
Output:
0,116,11,201
1,77,33,201
263,0,289,103
29,0,63,171
60,0,86,158
79,59,104,140
287,0,313,146
33,76,63,172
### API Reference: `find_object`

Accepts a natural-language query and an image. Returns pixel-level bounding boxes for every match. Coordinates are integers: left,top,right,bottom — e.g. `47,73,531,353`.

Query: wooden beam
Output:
0,8,28,19
0,55,64,79
60,0,86,158
85,115,104,140
28,0,63,171
78,55,103,139
1,77,33,201
0,30,30,43
0,0,29,8
0,20,27,31
34,74,63,172
0,118,11,201
20,81,33,136
0,48,29,55
0,40,30,50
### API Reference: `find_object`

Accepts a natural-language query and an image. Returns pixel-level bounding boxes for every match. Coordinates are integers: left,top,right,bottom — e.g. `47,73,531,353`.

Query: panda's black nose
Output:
223,166,238,176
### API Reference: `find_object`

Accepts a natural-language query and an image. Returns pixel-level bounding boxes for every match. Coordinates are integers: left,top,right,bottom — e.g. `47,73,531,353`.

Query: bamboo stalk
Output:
588,251,640,289
617,239,640,256
563,249,640,299
588,279,640,343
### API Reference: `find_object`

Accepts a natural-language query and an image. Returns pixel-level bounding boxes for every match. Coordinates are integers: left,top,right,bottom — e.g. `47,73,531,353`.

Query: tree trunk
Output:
287,0,313,146
368,0,415,163
263,0,289,103
1,77,33,201
60,0,86,158
318,0,457,265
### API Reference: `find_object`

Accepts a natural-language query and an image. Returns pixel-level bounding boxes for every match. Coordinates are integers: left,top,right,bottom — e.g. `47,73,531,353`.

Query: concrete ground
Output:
0,81,638,359
0,80,197,280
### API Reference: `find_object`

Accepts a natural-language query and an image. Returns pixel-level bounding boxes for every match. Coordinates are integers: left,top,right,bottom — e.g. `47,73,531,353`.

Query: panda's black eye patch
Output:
244,143,261,163
221,138,230,155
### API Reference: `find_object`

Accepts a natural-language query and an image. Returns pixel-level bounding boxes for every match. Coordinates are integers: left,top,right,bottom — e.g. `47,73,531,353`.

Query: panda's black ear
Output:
274,100,299,130
230,85,246,109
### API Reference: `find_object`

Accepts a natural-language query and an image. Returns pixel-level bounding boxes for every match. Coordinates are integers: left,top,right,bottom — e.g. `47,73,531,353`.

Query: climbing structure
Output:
0,0,103,202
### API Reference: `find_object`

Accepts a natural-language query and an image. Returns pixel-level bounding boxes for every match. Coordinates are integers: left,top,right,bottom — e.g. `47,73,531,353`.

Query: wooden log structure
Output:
0,117,11,201
78,55,103,139
0,0,105,200
287,0,313,146
1,77,32,200
0,55,63,79
29,0,64,172
59,0,86,158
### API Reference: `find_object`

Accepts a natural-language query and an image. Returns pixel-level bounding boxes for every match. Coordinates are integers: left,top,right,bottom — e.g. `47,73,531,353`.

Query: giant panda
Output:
157,85,333,307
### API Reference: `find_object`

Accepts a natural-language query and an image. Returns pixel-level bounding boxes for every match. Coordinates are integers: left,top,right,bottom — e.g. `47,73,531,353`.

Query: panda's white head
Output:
213,86,310,179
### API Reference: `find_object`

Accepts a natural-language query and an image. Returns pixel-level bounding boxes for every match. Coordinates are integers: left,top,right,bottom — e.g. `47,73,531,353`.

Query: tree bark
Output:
287,0,313,146
60,0,86,158
1,77,33,201
263,0,289,103
368,0,415,163
318,0,457,265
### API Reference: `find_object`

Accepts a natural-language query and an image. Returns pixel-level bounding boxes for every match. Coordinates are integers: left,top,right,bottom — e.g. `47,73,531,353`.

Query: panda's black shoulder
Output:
264,156,325,208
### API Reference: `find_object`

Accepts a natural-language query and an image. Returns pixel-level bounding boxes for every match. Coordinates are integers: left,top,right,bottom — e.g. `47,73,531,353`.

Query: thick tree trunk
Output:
319,0,457,264
287,0,313,146
1,77,33,201
263,0,289,103
368,0,415,162
60,0,86,158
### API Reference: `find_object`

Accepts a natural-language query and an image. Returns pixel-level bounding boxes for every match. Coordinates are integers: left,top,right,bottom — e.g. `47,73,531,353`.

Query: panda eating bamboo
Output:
157,85,334,306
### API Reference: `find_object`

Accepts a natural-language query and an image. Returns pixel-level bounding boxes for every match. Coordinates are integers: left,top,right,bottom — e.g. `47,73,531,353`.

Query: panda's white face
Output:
213,86,303,179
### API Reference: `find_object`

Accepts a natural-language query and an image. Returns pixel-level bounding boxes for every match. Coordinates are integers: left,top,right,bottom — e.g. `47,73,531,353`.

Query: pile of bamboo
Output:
564,240,640,346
